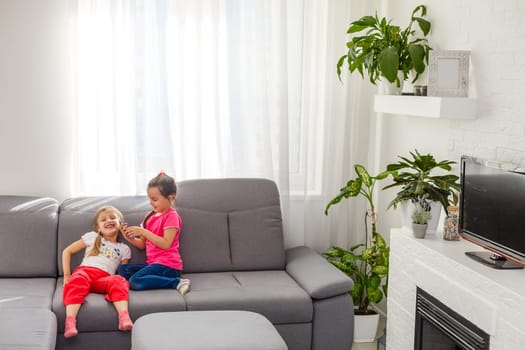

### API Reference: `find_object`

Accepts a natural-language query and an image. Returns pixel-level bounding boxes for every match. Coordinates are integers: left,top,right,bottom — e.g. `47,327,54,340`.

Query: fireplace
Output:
414,287,489,350
388,230,525,349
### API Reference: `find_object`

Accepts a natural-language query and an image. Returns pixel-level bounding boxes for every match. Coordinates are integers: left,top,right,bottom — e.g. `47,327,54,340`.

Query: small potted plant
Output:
324,164,392,342
383,149,460,234
411,203,432,238
336,5,432,93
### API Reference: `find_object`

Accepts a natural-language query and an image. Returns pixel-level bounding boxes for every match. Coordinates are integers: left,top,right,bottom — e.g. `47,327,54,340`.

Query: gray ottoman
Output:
0,308,57,350
132,310,288,350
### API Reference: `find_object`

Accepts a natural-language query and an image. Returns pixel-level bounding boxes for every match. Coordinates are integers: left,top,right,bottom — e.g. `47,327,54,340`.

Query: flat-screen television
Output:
459,155,525,269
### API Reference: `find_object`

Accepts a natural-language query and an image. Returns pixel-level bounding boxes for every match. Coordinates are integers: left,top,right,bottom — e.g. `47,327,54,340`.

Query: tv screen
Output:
459,155,525,269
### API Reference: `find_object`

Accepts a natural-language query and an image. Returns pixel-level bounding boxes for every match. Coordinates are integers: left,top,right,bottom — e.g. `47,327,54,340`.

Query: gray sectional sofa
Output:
0,178,354,350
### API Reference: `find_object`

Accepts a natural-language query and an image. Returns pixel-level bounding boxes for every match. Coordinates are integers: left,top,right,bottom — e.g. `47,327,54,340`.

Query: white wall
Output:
374,0,525,238
0,0,72,201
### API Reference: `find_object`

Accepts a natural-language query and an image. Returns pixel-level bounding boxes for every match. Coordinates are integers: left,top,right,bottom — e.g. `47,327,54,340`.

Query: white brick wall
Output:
375,0,525,237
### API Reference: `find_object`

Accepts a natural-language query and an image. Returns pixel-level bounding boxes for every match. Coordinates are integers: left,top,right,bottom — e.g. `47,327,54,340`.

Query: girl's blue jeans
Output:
117,263,182,291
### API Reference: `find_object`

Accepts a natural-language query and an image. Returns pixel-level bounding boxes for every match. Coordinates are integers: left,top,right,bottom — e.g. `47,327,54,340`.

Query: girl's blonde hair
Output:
87,206,124,257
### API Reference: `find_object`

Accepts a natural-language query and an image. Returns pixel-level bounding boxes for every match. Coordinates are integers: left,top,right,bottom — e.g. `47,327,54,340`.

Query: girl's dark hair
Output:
148,171,177,198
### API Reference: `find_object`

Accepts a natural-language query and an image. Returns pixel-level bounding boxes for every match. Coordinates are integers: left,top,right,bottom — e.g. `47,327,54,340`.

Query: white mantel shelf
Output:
387,228,525,350
374,95,477,119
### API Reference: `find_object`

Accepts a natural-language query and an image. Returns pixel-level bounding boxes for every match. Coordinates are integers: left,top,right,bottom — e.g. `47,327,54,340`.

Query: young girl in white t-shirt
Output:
62,205,133,338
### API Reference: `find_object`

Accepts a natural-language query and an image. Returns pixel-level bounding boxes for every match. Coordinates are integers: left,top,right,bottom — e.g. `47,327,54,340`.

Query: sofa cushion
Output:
177,179,286,272
178,208,231,272
0,308,56,350
183,271,312,324
0,278,57,309
0,196,58,277
177,178,283,212
229,206,285,270
179,206,285,273
53,278,186,332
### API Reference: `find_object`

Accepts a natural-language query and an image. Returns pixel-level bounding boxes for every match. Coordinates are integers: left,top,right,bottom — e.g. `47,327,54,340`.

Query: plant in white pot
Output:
411,203,432,238
324,165,391,342
383,149,460,234
336,5,432,94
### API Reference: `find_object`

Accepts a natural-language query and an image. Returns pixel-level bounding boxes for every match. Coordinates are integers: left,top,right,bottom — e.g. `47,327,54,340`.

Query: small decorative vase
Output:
412,223,427,239
400,201,441,235
443,205,460,241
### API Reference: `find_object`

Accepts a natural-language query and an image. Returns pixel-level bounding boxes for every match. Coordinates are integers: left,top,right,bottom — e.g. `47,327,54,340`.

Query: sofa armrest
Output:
285,246,353,300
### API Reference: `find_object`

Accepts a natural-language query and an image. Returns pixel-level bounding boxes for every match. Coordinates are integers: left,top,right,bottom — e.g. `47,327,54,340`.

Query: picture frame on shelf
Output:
427,50,470,97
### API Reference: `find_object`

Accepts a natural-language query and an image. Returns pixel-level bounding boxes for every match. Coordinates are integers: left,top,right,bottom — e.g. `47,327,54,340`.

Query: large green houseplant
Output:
324,165,391,315
383,149,460,214
337,5,432,87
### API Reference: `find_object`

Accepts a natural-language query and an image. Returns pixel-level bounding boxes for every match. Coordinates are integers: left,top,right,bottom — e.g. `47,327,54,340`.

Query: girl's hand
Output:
63,274,70,286
120,225,147,250
123,225,145,239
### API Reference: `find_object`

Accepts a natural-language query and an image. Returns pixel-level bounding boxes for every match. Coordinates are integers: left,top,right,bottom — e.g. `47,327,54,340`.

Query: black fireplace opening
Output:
414,287,490,350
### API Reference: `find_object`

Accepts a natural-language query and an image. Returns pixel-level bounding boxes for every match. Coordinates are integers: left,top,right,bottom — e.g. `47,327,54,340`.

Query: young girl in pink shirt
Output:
118,172,190,295
62,206,133,338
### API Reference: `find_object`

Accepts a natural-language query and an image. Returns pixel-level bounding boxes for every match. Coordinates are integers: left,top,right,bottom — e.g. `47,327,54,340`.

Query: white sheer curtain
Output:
72,0,375,251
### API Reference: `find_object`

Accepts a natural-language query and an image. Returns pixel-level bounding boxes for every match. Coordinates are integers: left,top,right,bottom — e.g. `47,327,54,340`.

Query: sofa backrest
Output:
0,196,59,277
55,178,286,275
177,178,285,273
56,196,150,275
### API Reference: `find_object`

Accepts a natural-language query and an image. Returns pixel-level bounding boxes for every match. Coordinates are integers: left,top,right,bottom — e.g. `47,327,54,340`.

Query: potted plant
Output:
383,149,460,233
336,5,432,92
411,203,432,238
324,165,391,342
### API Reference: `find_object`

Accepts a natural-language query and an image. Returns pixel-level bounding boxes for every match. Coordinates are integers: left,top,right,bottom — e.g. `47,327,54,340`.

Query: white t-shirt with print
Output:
80,231,131,274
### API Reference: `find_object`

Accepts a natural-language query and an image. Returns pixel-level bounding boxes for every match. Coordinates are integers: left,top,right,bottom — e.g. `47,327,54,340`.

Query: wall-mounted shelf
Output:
374,95,477,119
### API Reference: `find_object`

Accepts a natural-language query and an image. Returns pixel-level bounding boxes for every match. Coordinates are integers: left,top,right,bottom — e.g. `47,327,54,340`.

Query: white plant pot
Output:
354,312,380,343
380,71,405,95
412,223,427,238
399,201,442,235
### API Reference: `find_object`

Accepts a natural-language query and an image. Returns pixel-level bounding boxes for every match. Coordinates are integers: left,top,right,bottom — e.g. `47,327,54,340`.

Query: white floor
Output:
352,342,378,350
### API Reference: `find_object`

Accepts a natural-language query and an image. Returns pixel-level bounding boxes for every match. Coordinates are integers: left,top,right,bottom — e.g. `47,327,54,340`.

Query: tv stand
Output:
465,251,524,269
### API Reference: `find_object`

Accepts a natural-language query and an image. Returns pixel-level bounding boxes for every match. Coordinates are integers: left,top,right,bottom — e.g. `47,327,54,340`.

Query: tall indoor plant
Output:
337,5,432,88
324,164,391,339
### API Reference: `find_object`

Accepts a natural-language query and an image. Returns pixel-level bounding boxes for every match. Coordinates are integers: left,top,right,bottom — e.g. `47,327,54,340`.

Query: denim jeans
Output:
117,263,182,291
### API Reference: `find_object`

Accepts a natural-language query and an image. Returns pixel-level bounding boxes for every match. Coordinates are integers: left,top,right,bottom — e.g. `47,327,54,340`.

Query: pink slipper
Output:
118,310,133,331
64,316,78,338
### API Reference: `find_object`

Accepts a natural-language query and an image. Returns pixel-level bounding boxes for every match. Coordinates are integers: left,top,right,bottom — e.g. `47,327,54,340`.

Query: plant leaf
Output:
355,164,372,187
408,44,426,73
414,17,431,35
378,47,399,82
348,16,378,33
336,55,347,81
367,287,383,303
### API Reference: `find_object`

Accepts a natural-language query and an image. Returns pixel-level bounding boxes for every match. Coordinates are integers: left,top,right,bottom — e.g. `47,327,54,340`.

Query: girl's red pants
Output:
63,266,129,305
